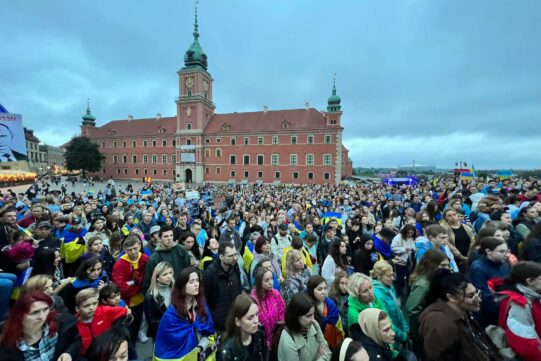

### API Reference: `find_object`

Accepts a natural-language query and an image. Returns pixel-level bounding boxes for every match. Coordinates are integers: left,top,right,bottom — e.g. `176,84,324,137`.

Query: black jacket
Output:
352,248,377,275
202,259,242,332
144,291,167,338
218,326,268,361
0,312,81,361
349,323,393,361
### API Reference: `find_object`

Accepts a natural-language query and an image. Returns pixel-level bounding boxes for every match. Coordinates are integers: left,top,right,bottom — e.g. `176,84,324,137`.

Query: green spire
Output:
184,0,208,69
327,74,341,112
82,99,96,126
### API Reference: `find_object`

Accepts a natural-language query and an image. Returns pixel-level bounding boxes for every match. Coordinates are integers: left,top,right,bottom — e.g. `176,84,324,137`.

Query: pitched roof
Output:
89,117,177,138
204,108,334,134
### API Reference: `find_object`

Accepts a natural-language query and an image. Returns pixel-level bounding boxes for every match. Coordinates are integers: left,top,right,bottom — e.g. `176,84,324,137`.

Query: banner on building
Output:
179,145,195,163
173,182,186,192
0,113,27,162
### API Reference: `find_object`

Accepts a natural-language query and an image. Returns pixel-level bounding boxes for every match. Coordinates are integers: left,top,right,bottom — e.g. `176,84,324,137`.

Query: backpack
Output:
270,322,297,361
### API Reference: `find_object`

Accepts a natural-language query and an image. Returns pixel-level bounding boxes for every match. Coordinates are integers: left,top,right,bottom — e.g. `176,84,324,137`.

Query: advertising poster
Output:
0,113,27,162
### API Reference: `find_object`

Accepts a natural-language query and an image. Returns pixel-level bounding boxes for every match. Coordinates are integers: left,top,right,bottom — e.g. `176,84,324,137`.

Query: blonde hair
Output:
370,261,393,280
20,275,53,297
148,261,174,302
285,249,304,276
347,272,372,298
75,288,99,307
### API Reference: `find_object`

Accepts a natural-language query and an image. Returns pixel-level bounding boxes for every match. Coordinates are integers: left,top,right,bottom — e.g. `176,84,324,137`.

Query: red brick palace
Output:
81,9,353,184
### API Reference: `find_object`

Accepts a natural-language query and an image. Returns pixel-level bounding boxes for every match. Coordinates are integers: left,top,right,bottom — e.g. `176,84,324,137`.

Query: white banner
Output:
180,145,195,163
0,113,27,162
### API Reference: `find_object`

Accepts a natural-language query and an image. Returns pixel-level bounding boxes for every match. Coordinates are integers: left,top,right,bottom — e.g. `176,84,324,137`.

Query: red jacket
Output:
490,278,541,361
77,305,127,354
112,253,149,307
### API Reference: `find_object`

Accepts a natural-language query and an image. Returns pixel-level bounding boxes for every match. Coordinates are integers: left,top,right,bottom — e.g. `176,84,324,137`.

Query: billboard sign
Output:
179,145,195,163
0,113,27,162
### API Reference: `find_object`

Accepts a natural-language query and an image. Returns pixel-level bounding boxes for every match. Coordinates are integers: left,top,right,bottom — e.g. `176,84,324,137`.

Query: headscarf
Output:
359,308,385,346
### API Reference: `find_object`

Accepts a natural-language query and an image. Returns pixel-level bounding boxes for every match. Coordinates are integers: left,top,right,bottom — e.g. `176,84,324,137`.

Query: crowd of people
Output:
0,175,540,361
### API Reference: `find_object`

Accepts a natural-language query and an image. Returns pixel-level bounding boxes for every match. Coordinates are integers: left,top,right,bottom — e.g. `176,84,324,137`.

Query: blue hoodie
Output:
415,236,458,272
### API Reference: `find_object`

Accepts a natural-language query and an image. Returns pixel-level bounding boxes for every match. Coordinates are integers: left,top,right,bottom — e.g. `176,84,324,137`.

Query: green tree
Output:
64,136,105,177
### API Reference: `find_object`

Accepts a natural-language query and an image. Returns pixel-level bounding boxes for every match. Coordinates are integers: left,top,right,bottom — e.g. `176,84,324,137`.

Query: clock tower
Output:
176,4,215,184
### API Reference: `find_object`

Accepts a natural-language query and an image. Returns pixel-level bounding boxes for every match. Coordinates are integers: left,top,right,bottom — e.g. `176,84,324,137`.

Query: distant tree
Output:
64,136,105,178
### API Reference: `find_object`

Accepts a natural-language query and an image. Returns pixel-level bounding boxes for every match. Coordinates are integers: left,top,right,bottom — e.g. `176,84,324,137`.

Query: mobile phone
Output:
100,275,108,283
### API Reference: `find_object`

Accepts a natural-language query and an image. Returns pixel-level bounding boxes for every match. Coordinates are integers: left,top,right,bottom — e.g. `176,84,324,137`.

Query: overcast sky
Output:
1,0,539,169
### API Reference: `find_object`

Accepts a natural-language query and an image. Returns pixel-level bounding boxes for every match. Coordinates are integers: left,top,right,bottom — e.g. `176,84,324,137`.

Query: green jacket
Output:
405,276,430,345
347,294,386,329
278,322,331,361
143,244,191,292
373,280,409,343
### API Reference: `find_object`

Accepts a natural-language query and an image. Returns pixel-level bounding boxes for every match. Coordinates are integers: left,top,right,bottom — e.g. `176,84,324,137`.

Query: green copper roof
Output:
327,75,341,112
82,100,96,121
184,4,208,69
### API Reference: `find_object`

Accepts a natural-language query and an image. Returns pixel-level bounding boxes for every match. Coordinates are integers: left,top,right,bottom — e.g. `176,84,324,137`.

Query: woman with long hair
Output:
153,267,214,360
278,292,331,361
30,247,67,292
80,235,116,278
144,261,174,342
58,256,108,313
390,224,416,297
219,294,268,361
281,249,311,305
371,261,409,348
405,249,449,353
0,291,81,360
419,270,500,361
322,240,350,285
250,267,285,347
85,217,111,246
329,271,349,335
306,275,345,350
250,236,282,284
108,231,123,259
106,215,122,236
180,232,201,268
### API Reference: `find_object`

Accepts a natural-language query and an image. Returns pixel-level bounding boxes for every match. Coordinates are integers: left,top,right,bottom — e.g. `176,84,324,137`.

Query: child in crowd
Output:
75,288,129,355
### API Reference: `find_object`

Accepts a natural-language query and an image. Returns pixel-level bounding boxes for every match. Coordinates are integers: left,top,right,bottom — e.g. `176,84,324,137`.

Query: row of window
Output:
219,153,333,166
112,154,177,164
205,134,333,145
204,167,331,180
102,134,335,149
103,139,177,148
110,168,175,176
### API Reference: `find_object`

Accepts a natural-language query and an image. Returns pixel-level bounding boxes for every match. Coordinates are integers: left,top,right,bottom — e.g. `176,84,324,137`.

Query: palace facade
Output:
82,9,353,184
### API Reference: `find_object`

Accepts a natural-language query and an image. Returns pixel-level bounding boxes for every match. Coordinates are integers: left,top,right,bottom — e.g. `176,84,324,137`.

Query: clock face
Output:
186,77,194,88
203,81,209,91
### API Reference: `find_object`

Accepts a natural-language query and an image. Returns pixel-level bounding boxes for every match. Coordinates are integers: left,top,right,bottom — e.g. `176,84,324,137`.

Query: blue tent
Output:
0,103,9,113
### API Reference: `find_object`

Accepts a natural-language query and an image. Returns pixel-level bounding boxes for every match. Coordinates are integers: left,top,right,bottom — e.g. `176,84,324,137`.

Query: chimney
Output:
263,106,268,113
305,102,310,110
127,115,133,121
156,113,162,120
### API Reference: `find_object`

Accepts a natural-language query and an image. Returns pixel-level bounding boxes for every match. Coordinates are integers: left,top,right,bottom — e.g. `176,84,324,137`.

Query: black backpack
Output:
270,323,299,361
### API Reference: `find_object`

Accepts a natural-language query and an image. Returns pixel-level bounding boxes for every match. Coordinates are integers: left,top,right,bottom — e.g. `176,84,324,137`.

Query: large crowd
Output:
0,175,540,361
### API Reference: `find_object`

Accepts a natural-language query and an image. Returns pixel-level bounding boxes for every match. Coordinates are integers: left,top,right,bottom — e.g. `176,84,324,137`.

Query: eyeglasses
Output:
465,289,482,299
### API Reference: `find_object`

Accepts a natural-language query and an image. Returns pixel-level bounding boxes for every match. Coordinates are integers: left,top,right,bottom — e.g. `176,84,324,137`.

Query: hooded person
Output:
349,308,395,361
